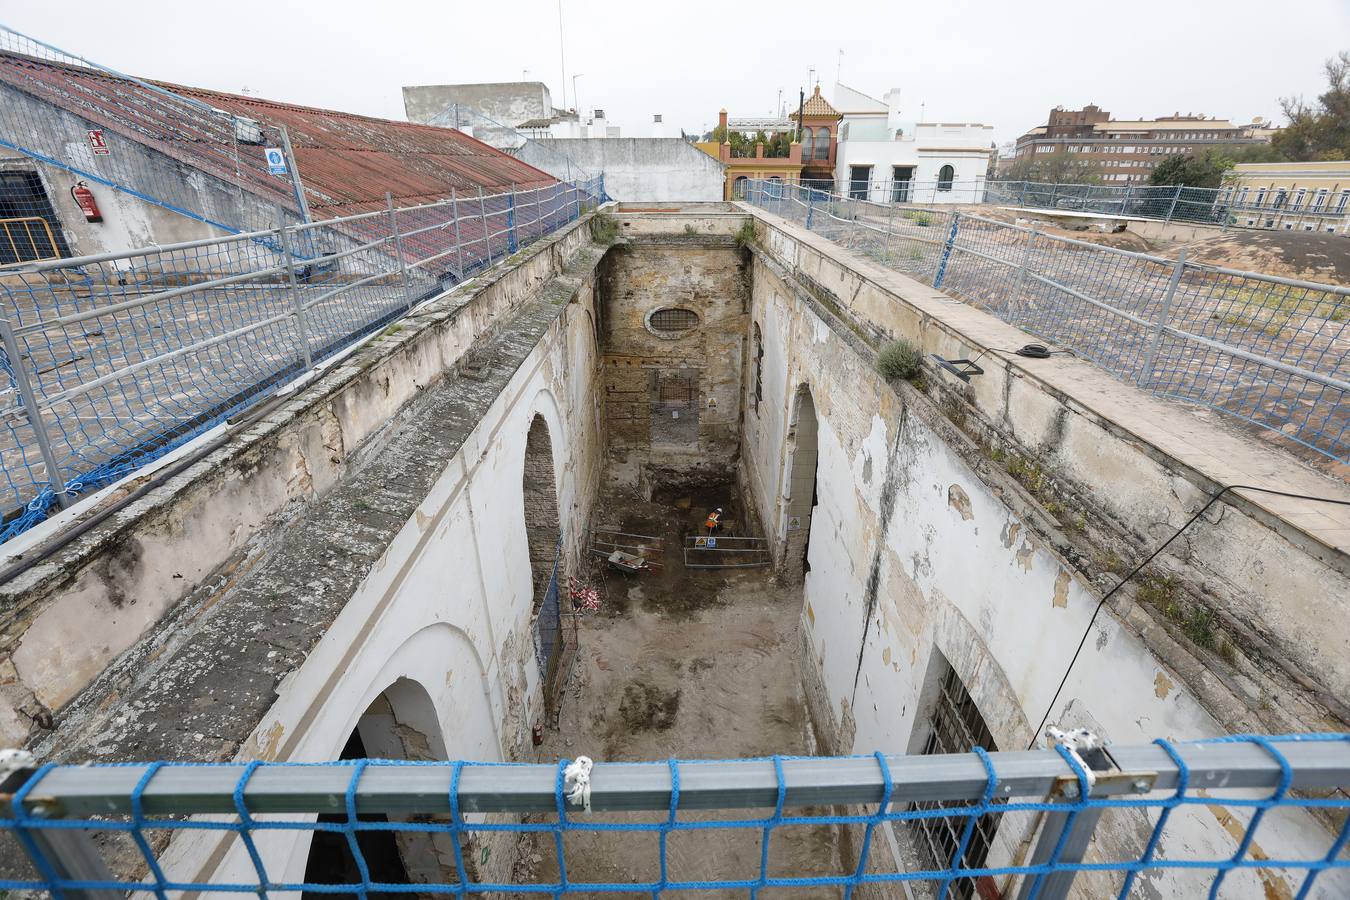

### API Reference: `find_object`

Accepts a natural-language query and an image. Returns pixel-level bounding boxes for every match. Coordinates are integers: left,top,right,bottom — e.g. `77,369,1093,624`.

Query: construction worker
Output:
705,507,723,534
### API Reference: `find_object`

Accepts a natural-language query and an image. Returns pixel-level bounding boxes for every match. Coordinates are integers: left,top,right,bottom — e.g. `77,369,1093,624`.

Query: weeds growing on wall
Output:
592,212,620,245
876,339,923,381
734,221,756,250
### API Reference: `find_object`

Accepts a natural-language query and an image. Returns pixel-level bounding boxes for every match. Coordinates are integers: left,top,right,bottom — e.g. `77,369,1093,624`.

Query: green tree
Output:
1148,149,1234,188
1272,51,1350,161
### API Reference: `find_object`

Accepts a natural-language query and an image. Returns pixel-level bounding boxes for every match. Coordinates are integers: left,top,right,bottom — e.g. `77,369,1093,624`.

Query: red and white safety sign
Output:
86,130,110,156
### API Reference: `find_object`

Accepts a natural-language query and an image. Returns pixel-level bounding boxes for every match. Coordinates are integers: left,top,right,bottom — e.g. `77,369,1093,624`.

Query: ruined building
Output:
0,26,1348,900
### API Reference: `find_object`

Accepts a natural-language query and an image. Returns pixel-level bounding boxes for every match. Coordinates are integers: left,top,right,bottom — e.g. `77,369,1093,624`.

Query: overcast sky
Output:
5,0,1348,145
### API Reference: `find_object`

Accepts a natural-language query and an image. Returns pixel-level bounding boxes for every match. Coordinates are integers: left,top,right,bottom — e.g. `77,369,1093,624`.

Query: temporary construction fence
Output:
791,177,1350,233
744,180,1350,462
0,176,605,543
0,732,1346,897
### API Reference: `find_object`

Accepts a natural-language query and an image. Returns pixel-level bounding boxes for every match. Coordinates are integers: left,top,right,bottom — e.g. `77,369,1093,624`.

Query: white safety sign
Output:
86,130,109,156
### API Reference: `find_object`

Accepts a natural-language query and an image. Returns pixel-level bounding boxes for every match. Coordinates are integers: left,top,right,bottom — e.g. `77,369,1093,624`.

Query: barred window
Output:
647,307,700,334
910,655,1001,900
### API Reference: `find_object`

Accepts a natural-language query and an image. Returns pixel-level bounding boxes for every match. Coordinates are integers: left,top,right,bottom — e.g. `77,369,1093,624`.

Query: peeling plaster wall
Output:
154,286,603,886
598,236,749,487
738,222,1350,897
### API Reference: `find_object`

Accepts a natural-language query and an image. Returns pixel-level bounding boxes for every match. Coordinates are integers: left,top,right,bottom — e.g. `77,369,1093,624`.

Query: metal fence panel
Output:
0,176,604,543
743,179,1350,462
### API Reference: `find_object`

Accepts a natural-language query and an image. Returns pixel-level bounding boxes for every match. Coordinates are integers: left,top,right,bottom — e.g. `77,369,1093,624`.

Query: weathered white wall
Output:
738,216,1350,897
153,250,604,887
515,138,725,202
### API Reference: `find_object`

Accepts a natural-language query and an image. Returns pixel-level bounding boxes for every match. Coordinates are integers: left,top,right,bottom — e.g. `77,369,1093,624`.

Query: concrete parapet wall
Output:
516,139,726,202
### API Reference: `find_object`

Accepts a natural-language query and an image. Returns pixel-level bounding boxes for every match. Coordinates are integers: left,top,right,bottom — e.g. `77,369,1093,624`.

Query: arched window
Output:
815,126,831,161
937,165,955,191
801,127,814,160
732,175,748,198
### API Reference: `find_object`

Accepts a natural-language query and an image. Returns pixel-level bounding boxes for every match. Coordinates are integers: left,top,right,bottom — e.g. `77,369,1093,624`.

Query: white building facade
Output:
831,83,993,204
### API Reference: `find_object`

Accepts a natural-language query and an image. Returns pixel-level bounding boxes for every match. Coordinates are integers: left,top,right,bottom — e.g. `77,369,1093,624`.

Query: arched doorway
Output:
783,385,819,580
522,414,565,701
302,679,453,896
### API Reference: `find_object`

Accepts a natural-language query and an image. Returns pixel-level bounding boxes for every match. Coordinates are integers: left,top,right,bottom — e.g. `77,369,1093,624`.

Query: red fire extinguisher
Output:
70,181,103,223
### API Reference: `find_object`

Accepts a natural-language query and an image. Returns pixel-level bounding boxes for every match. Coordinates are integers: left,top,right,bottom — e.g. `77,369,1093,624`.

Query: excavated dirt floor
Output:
510,477,849,897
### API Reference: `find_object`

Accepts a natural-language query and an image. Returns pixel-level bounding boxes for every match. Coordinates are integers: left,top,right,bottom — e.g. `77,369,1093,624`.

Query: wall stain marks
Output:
947,484,974,521
1154,670,1174,699
1015,538,1036,573
1202,802,1293,900
1052,569,1071,608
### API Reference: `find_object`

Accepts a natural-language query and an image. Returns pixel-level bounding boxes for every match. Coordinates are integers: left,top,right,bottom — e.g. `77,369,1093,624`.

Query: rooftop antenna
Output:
808,66,816,90
836,49,843,86
557,0,567,110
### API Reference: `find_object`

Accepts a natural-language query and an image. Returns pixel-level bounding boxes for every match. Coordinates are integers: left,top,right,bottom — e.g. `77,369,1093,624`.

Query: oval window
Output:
646,307,700,335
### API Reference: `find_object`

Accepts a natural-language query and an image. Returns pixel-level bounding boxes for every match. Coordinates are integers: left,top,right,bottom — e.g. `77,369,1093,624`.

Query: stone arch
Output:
782,383,820,580
301,677,455,891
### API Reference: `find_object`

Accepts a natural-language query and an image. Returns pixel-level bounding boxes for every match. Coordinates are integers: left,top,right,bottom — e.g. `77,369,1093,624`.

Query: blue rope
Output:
342,759,374,900
844,751,894,900
1116,737,1188,899
935,745,997,900
129,760,172,900
1209,735,1292,900
232,760,271,899
447,760,469,896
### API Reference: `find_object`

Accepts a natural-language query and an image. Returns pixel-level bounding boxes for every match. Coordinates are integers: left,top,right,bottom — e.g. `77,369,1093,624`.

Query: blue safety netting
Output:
2,733,1347,898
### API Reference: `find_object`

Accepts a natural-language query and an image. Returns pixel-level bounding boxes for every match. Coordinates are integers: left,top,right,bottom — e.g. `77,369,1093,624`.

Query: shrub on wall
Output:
876,339,923,382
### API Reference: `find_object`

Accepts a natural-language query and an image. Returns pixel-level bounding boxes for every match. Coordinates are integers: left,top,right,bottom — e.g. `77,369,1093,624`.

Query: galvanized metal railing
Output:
1,733,1347,897
0,177,605,543
744,180,1350,462
827,177,1350,233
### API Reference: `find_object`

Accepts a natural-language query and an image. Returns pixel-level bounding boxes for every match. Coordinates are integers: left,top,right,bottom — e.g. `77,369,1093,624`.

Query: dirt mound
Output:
1166,229,1344,284
1175,231,1350,286
964,206,1154,252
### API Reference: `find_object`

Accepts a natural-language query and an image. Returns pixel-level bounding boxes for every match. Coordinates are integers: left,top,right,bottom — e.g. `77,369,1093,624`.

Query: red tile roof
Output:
0,51,556,221
168,84,557,217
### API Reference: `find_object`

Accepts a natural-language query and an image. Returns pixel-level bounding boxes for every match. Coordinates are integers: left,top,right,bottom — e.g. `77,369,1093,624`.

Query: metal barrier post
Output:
1122,182,1132,217
452,188,465,279
1167,185,1182,223
1049,183,1059,208
478,187,490,265
933,212,960,289
1138,249,1187,388
1014,803,1105,900
806,189,814,229
1005,227,1037,316
275,216,313,371
507,184,518,254
386,192,414,310
883,200,895,262
0,320,69,510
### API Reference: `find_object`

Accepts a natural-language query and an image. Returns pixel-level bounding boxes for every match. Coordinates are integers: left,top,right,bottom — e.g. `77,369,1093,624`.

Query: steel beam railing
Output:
1,733,1347,898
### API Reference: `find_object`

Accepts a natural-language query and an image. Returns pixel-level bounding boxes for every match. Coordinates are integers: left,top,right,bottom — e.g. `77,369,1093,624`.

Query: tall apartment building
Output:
1011,105,1275,182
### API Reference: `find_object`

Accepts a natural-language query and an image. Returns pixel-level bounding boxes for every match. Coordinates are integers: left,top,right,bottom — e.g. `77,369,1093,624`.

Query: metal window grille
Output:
912,661,1002,899
648,307,700,333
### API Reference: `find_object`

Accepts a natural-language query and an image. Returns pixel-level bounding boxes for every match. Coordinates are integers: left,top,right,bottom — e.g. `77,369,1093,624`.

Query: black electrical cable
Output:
1026,483,1350,749
967,344,1072,367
